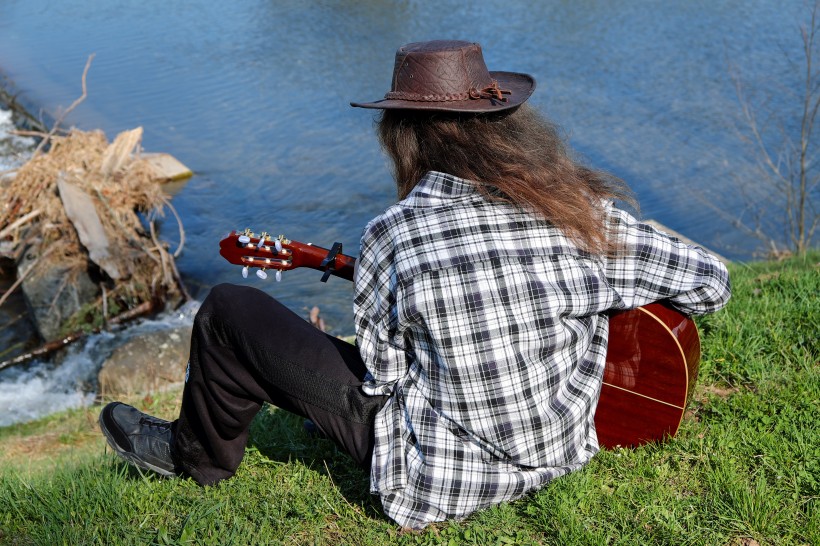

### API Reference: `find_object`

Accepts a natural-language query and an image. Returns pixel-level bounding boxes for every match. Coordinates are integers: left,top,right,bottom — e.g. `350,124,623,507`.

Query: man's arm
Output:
603,207,731,315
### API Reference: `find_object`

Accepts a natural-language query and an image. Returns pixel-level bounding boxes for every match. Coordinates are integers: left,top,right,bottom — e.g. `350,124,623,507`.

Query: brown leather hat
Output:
351,40,536,113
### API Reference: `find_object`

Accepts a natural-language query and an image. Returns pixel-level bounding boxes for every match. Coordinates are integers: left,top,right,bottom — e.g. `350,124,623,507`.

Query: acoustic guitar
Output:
219,229,700,448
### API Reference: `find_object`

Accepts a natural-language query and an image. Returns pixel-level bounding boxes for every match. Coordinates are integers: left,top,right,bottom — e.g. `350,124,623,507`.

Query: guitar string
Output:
600,305,692,421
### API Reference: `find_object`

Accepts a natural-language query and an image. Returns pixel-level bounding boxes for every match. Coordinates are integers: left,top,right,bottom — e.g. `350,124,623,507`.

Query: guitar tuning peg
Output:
256,269,268,280
274,239,283,253
257,232,268,249
242,266,249,279
275,270,282,282
238,235,251,244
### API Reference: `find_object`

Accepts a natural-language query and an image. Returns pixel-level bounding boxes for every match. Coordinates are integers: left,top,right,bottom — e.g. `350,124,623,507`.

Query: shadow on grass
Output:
101,401,387,523
245,403,386,521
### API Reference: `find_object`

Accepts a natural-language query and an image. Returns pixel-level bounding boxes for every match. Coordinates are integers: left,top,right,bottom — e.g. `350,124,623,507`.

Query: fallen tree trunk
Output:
0,299,154,372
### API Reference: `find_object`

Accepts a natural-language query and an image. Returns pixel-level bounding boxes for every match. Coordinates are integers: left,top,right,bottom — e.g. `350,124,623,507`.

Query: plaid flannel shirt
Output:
353,171,730,529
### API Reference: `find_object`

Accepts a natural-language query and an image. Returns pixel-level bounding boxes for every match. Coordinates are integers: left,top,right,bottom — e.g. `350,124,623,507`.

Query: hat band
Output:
384,80,511,103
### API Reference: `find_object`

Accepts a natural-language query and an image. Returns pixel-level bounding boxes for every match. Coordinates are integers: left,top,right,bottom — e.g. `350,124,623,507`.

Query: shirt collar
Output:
406,171,477,202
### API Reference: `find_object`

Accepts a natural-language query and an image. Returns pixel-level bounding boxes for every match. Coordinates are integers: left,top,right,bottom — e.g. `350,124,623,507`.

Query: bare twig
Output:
9,129,49,138
160,195,186,258
0,209,41,240
32,53,95,158
45,271,71,316
0,299,154,372
0,245,57,309
167,249,192,304
148,216,170,288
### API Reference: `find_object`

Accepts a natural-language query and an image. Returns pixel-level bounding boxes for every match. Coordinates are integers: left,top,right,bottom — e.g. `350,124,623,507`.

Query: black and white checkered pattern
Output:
353,171,730,529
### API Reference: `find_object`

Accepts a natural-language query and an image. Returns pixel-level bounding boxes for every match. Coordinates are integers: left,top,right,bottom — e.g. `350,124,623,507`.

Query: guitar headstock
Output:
218,229,356,283
219,229,294,281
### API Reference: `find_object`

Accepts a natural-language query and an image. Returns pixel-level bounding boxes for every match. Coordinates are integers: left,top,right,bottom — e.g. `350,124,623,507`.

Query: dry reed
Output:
0,126,186,333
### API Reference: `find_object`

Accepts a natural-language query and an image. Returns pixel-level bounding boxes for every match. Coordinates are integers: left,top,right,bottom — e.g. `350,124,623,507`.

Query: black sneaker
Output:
99,402,178,478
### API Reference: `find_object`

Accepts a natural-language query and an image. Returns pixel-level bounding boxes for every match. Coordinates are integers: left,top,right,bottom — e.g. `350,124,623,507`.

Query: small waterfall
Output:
0,294,200,427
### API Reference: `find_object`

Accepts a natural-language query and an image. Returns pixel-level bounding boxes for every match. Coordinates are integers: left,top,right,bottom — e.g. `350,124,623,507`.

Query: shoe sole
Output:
98,408,177,478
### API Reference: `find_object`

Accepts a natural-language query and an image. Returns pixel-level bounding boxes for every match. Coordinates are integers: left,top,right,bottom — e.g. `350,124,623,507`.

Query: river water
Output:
0,0,812,424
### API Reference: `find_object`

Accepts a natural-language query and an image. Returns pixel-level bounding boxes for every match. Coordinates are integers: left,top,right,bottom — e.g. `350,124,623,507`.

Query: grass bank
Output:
1,252,817,545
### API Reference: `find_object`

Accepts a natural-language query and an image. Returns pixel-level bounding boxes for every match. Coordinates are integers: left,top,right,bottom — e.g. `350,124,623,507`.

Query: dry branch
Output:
0,245,56,309
0,300,155,372
0,209,40,241
32,54,95,158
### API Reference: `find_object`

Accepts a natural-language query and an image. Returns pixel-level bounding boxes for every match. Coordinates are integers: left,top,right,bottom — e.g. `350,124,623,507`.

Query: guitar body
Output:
595,303,700,448
219,230,700,448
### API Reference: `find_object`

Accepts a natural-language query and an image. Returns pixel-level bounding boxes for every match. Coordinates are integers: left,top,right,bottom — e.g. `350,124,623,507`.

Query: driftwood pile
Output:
0,126,189,368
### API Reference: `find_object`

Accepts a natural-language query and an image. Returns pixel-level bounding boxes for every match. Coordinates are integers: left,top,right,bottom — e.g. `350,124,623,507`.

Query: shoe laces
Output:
139,416,172,431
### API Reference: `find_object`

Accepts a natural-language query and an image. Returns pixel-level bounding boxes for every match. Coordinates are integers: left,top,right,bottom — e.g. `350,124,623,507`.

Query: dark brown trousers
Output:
172,283,386,485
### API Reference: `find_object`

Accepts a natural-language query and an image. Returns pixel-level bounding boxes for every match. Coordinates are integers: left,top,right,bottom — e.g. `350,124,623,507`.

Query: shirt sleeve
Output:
353,216,407,396
604,207,731,315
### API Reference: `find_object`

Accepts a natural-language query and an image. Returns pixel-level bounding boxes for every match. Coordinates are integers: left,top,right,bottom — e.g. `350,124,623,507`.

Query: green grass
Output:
1,252,817,545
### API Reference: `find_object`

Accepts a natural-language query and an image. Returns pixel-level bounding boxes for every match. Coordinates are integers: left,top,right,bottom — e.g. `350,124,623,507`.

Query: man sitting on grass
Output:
99,40,731,529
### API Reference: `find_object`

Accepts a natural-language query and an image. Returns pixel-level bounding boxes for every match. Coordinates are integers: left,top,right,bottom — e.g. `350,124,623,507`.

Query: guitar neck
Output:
279,239,357,281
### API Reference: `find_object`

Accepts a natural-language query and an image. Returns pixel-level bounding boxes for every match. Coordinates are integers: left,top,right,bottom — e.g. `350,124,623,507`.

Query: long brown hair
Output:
377,104,635,255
